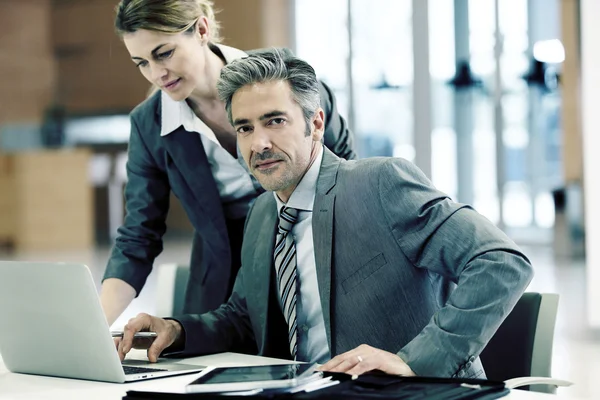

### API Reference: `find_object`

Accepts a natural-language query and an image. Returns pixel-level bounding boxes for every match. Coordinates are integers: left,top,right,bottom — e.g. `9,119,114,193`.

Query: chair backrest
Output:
155,264,190,317
480,292,559,392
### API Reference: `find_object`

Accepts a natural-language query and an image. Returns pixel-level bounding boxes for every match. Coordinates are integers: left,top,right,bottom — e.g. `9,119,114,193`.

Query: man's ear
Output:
311,108,325,142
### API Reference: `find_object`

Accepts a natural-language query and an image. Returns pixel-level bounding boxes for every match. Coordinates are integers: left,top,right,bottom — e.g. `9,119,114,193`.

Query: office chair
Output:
155,263,190,317
480,292,572,393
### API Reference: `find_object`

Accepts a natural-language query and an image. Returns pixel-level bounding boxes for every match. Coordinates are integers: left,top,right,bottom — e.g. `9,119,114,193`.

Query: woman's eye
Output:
157,50,174,59
136,60,148,68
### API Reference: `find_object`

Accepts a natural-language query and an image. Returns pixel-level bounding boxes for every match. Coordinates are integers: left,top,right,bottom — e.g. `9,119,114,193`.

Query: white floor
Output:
0,240,596,399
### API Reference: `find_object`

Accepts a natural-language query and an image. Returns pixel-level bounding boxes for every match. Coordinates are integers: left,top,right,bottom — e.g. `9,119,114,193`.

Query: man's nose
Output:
250,128,273,153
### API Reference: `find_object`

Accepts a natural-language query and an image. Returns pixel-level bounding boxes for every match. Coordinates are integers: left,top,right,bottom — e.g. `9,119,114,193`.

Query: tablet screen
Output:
189,364,316,385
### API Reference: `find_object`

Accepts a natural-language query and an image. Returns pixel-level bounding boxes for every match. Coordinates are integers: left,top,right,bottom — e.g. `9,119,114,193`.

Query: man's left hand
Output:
319,344,416,377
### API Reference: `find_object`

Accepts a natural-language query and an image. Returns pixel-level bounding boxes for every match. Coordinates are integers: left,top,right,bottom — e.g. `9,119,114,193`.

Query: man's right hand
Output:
116,313,183,362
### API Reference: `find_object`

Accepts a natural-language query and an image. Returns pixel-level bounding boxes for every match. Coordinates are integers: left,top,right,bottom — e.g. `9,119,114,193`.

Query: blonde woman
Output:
101,0,356,327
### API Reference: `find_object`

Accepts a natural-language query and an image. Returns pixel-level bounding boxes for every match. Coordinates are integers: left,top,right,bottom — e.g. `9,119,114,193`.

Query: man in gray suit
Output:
118,49,534,378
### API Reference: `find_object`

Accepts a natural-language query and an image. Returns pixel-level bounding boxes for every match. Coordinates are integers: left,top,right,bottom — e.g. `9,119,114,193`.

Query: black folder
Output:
123,372,509,400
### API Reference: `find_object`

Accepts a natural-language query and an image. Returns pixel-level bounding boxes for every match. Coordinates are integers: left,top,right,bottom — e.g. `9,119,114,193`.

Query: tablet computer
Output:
185,363,322,393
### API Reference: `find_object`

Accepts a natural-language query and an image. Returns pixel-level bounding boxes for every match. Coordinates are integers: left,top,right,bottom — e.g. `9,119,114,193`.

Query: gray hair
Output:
216,48,321,135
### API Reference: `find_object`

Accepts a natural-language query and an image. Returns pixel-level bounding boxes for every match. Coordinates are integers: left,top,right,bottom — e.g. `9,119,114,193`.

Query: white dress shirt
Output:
274,146,330,364
160,44,262,219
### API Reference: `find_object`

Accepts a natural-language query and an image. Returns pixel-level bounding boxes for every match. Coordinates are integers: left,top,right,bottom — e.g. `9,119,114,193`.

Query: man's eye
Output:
269,118,286,126
237,126,253,134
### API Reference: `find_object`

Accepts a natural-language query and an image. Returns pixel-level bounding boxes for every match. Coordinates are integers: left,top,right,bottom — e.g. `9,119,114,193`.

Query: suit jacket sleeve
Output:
166,199,259,356
377,158,534,377
166,265,256,356
319,80,357,161
102,114,170,295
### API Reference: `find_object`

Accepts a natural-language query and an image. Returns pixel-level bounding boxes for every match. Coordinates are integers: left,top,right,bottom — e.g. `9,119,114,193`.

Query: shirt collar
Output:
275,145,324,214
160,44,248,138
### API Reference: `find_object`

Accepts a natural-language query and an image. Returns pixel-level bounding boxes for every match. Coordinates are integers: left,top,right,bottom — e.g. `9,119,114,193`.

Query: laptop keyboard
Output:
123,365,168,375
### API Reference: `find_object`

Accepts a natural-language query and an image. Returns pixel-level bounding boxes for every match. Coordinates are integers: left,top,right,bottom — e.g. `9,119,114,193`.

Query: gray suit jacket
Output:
102,71,356,315
173,148,534,378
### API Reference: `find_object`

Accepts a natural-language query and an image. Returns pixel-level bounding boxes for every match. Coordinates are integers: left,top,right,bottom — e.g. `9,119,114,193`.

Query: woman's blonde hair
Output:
114,0,221,42
115,0,222,98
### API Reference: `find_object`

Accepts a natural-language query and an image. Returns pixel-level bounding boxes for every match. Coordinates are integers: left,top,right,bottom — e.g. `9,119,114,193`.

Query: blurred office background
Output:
0,0,598,398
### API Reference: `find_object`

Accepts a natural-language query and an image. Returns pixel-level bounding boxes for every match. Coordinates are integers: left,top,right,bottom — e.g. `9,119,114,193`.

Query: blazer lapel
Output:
312,148,341,354
161,129,226,238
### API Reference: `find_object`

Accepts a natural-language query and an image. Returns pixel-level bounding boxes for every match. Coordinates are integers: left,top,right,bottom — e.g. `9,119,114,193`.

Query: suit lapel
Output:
312,148,341,354
248,196,278,351
162,128,215,204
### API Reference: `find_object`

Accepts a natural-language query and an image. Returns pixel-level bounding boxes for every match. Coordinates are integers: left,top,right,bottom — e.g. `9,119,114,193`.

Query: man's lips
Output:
254,160,282,170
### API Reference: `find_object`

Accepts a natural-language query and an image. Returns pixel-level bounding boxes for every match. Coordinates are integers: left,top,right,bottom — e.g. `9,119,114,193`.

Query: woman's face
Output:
123,21,209,101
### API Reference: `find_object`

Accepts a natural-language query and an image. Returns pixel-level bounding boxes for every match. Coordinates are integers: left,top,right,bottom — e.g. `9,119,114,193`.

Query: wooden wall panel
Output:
215,0,292,50
215,0,263,50
0,150,94,250
0,0,55,123
0,156,16,241
260,0,293,49
13,149,94,250
57,47,150,113
560,0,583,183
52,0,149,113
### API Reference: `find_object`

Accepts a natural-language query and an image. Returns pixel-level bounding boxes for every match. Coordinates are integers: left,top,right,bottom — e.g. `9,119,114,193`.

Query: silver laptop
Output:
0,261,204,383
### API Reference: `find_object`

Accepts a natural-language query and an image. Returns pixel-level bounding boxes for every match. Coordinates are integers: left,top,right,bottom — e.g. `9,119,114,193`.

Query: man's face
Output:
231,80,324,199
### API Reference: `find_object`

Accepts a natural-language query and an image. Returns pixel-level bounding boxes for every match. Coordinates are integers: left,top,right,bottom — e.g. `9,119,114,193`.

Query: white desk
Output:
0,352,578,400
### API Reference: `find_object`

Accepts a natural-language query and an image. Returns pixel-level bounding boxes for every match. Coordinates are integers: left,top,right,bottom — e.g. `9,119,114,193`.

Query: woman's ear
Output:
195,16,210,43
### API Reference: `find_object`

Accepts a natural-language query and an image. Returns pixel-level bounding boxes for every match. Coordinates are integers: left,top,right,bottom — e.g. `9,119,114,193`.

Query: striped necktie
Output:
274,206,300,359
